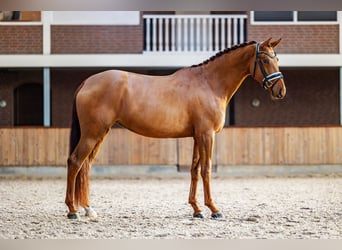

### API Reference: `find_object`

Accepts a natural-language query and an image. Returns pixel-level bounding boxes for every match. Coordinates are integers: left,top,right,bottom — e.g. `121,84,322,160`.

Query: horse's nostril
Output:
277,90,285,99
277,87,285,99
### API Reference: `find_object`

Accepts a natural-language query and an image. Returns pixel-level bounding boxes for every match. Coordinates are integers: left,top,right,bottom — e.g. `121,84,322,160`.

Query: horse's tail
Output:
68,82,90,208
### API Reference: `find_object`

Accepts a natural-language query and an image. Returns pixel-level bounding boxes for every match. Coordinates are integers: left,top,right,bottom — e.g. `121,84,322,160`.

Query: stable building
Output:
0,11,341,167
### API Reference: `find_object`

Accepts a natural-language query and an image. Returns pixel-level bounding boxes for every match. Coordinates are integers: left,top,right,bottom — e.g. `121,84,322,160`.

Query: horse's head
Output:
251,38,286,100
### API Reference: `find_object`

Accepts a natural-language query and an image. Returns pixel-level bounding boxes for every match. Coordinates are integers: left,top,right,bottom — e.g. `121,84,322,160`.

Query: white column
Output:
339,11,342,54
202,18,207,51
239,17,245,43
42,12,52,127
171,18,176,51
42,11,52,55
43,67,50,127
145,17,151,51
165,18,169,51
208,18,213,51
158,17,163,51
189,18,195,52
152,17,157,52
196,18,201,51
339,11,342,124
184,18,188,51
177,18,182,51
221,18,225,50
227,18,231,47
233,18,238,45
214,18,219,51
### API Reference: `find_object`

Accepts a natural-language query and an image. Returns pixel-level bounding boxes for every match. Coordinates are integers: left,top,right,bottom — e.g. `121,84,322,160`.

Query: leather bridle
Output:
252,42,283,90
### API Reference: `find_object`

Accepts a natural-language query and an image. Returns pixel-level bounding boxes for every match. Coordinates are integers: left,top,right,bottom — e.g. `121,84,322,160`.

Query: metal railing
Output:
143,14,247,53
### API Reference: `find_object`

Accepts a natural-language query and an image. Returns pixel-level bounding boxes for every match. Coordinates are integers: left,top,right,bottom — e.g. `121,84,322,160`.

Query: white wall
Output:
51,11,140,25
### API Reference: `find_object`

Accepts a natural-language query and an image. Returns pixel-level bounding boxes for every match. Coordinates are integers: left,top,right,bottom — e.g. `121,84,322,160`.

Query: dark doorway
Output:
14,83,43,126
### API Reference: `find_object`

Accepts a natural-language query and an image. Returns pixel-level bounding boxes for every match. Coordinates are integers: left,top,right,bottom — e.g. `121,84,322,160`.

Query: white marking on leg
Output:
84,207,97,218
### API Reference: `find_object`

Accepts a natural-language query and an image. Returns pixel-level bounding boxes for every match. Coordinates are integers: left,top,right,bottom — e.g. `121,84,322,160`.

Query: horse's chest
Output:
197,100,226,132
212,109,226,132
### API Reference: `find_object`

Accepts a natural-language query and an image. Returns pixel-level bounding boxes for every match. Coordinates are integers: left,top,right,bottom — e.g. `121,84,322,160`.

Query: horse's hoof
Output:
67,213,79,219
85,207,97,218
211,212,223,219
193,213,204,219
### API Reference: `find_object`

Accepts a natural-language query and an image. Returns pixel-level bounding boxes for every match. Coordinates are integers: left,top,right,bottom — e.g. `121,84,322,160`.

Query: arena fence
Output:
0,127,341,166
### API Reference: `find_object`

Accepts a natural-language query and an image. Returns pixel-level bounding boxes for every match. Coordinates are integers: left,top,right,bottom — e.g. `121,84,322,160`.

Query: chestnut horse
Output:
65,38,286,219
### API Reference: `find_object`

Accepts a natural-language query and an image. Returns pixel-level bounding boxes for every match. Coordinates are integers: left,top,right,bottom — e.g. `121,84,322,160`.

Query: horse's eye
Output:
263,59,269,64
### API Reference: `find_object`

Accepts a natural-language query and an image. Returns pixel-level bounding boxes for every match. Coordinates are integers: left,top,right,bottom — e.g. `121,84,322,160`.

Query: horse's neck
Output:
201,46,254,103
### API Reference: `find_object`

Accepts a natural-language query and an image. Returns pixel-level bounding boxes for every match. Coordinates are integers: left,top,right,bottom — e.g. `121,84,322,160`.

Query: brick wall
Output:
247,13,339,53
51,25,144,54
0,22,144,55
233,69,340,126
0,26,43,54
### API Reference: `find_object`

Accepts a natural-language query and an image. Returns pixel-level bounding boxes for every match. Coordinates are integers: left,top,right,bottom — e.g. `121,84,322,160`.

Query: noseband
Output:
252,42,283,90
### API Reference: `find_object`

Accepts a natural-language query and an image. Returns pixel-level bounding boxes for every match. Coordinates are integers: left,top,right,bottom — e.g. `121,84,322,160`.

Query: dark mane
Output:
191,40,257,68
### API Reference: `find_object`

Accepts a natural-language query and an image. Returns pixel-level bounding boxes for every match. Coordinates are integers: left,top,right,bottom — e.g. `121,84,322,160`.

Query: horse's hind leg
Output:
65,127,109,219
73,157,95,218
66,136,96,219
80,131,109,218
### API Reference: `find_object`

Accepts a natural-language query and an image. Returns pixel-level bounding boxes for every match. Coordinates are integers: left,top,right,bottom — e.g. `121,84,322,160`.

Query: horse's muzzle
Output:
271,79,286,100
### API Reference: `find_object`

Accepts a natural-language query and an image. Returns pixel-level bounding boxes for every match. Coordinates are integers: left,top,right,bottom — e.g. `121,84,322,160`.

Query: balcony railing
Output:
143,14,247,53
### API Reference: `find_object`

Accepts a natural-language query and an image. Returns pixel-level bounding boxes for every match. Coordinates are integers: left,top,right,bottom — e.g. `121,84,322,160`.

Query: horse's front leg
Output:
188,139,203,218
197,131,222,219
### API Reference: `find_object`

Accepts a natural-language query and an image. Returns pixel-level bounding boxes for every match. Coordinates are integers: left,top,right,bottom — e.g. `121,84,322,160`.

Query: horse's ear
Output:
271,38,282,48
260,37,273,48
